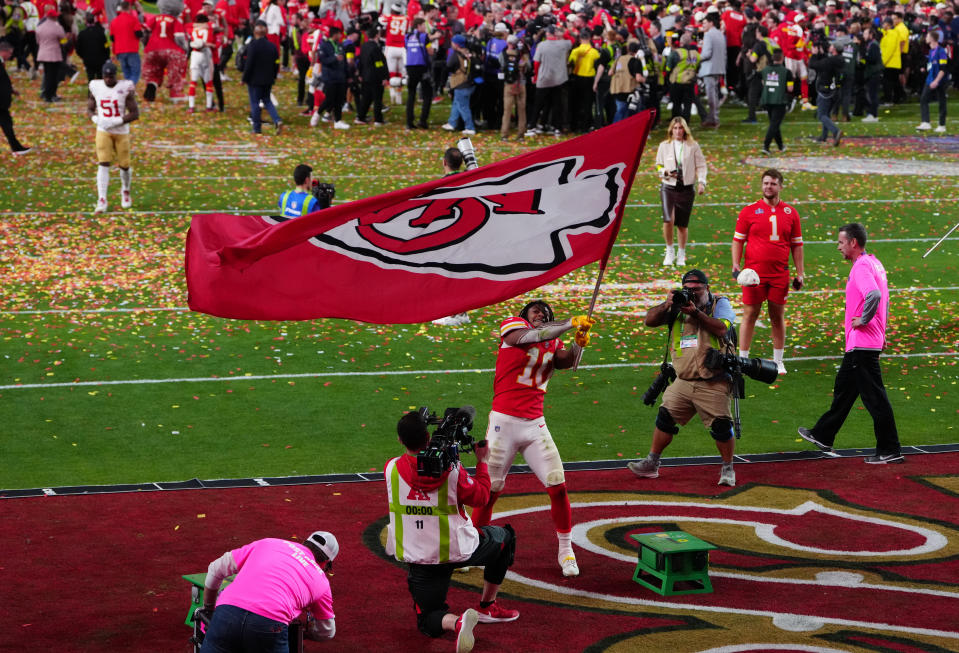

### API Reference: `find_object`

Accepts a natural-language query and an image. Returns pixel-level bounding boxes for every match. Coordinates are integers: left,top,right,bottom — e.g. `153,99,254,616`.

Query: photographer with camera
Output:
277,164,335,218
385,409,519,653
196,531,338,651
470,300,595,578
628,269,739,487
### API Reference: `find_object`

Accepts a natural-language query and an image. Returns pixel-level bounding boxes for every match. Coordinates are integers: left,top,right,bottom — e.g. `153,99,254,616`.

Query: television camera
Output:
311,180,336,209
415,405,481,477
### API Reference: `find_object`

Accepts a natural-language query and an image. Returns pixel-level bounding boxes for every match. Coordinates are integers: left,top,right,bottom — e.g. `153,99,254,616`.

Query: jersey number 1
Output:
517,348,553,390
768,214,780,241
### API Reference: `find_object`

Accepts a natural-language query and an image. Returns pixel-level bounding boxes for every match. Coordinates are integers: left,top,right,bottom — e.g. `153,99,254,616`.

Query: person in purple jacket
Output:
798,222,902,464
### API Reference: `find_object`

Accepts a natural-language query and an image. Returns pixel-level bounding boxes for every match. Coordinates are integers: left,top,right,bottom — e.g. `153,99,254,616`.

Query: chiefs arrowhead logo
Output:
306,157,626,281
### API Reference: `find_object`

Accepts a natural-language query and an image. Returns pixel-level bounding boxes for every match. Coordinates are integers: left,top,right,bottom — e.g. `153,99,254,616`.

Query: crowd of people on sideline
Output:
1,0,955,151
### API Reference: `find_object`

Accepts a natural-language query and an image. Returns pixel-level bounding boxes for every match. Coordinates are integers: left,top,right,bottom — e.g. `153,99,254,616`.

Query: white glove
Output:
101,117,124,130
91,115,99,126
736,268,760,287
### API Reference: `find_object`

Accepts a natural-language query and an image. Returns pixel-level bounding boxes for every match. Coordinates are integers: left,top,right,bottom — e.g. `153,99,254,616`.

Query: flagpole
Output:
573,111,655,369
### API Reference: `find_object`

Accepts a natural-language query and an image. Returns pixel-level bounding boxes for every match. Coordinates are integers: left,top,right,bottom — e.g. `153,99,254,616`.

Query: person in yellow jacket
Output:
665,32,700,123
568,30,599,132
879,15,905,103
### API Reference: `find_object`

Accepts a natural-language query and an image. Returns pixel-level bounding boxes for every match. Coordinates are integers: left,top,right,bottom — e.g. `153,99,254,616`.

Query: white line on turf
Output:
4,285,957,316
0,351,954,391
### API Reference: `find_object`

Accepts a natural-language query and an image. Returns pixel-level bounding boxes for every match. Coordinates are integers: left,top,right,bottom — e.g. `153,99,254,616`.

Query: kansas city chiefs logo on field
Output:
310,157,626,281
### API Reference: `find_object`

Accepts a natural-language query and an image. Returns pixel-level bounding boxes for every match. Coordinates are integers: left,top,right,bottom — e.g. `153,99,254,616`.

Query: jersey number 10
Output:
516,348,553,391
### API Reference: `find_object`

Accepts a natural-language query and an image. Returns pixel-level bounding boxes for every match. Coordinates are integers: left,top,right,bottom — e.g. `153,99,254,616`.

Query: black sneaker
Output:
864,453,904,464
798,427,839,457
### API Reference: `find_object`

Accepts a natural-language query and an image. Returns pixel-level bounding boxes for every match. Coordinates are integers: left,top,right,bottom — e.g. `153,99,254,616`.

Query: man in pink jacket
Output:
798,222,902,464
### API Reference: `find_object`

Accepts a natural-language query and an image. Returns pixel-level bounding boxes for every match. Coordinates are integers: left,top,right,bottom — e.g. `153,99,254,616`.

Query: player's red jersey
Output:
491,317,564,420
385,13,408,47
144,14,185,52
734,200,803,276
722,9,746,47
772,21,804,59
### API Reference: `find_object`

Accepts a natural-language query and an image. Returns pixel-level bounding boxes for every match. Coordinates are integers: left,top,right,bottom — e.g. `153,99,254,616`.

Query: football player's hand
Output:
571,315,595,330
473,439,489,464
574,329,591,347
91,115,100,126
732,267,741,281
792,276,804,290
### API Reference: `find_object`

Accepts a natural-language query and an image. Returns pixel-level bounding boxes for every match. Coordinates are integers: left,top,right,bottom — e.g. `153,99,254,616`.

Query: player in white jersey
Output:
87,61,140,214
187,14,216,112
383,4,409,104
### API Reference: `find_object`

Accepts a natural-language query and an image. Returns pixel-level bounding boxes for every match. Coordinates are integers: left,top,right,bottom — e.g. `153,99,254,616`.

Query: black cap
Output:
682,269,709,285
102,61,118,76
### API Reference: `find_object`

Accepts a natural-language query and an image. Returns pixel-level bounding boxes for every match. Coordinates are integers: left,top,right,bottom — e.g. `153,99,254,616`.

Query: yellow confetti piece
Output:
197,514,206,519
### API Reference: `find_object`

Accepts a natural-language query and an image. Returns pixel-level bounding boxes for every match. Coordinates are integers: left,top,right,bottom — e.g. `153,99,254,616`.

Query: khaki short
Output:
661,377,731,428
95,130,131,168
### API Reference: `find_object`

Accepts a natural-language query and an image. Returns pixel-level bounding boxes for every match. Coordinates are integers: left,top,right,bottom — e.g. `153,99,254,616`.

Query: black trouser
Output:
212,67,224,111
405,64,432,128
882,67,903,103
531,83,562,129
594,79,611,128
763,103,786,151
569,74,594,132
745,74,762,121
318,81,346,121
670,81,694,123
406,525,515,638
295,52,310,105
838,79,852,120
40,60,61,101
356,80,383,123
726,45,740,94
919,82,948,126
0,105,26,152
807,349,900,456
865,74,880,117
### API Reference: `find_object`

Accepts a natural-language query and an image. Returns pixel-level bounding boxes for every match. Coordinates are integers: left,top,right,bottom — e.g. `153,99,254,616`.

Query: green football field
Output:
1,73,956,490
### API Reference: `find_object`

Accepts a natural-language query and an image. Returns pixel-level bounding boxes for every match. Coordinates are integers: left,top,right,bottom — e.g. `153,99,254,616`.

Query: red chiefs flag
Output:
186,111,653,323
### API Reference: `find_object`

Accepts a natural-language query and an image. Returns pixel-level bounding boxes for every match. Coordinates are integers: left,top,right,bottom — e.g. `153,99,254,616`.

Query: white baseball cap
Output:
306,531,339,564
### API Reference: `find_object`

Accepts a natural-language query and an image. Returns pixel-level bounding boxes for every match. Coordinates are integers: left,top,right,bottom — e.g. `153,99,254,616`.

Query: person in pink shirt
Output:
199,531,338,651
798,222,902,464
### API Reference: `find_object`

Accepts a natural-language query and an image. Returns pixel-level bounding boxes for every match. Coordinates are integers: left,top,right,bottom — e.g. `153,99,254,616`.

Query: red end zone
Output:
2,454,958,652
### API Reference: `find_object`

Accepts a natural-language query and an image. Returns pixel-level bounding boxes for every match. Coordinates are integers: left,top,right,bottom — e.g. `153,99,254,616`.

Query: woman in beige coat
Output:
654,117,707,266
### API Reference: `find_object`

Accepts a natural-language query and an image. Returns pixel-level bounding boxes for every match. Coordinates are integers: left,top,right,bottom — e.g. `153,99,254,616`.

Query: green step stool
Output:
183,573,303,653
630,531,717,596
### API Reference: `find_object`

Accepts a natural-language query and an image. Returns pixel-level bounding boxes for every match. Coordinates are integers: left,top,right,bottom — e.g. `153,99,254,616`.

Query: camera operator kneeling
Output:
385,410,519,653
628,269,739,487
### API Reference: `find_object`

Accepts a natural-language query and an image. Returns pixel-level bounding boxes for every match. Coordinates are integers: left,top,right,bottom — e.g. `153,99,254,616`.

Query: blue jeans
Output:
816,92,839,140
117,52,141,85
613,97,638,123
199,604,289,653
247,84,280,133
447,85,475,130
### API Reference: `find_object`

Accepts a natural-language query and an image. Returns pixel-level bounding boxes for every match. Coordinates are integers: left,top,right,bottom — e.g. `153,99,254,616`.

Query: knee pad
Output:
490,479,505,493
710,418,734,442
656,406,679,435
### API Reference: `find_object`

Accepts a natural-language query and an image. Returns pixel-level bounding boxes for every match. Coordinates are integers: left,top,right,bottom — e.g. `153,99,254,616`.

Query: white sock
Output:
206,91,214,108
678,248,686,258
773,348,784,363
557,531,572,558
120,167,131,192
739,350,749,358
97,165,110,199
188,94,195,109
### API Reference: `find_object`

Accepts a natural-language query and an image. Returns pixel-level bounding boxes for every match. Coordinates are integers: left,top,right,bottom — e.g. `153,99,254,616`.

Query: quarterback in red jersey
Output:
470,300,595,578
732,168,805,374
